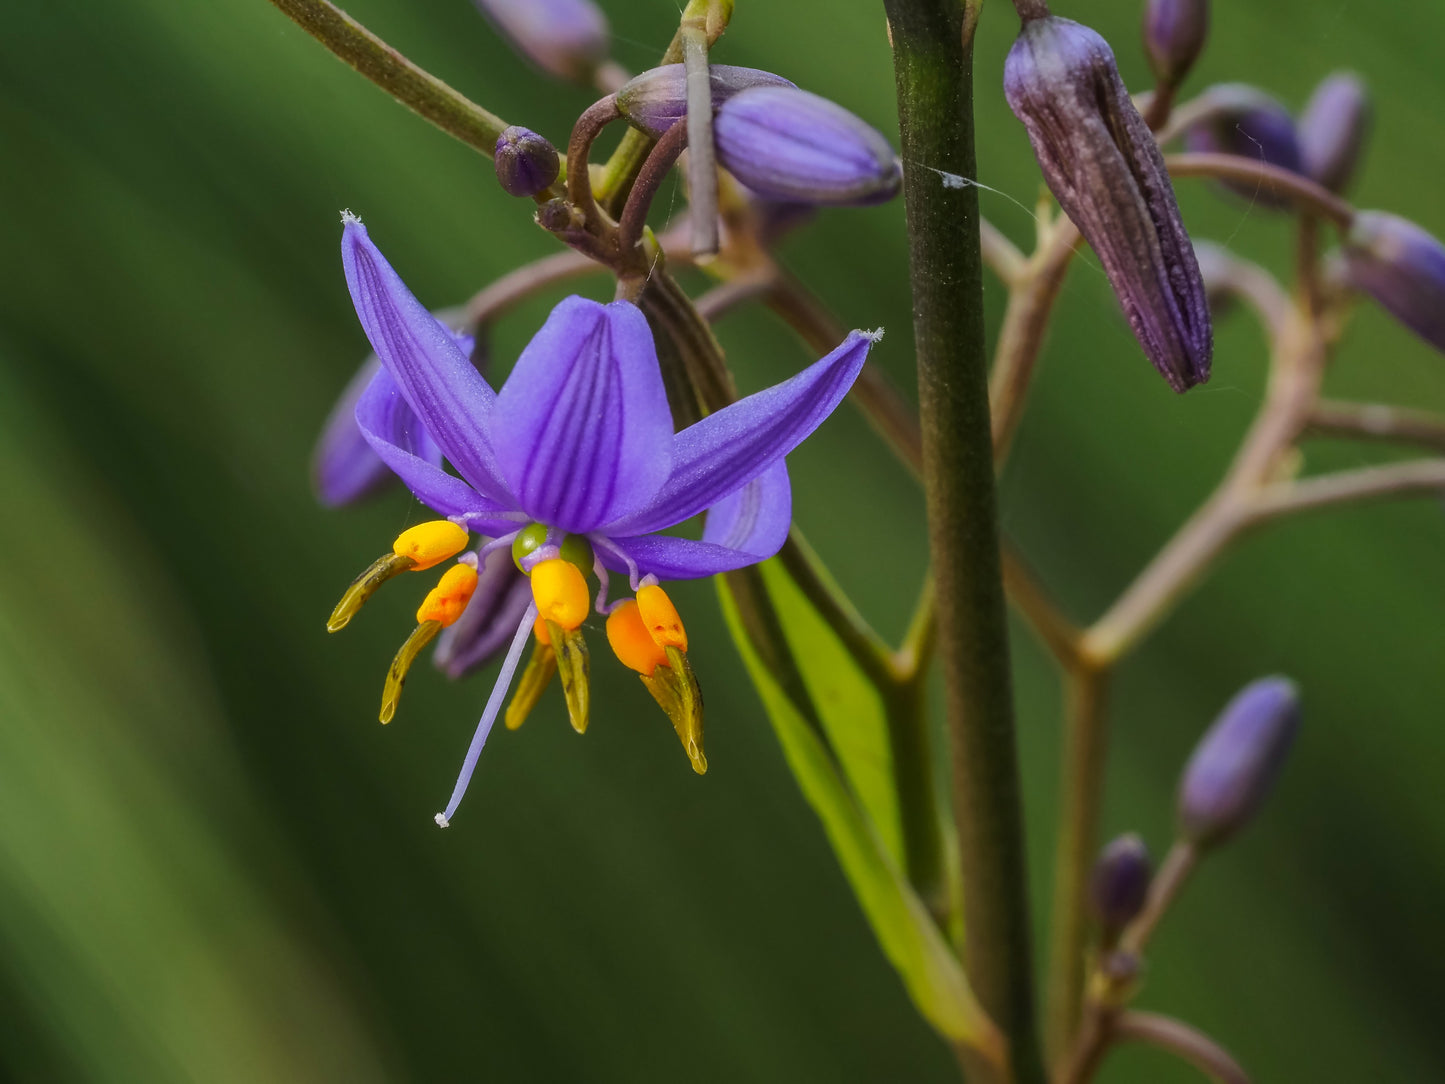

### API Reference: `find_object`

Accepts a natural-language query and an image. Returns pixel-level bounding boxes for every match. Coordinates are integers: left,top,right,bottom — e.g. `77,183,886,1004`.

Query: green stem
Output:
884,4,1044,1081
267,0,515,163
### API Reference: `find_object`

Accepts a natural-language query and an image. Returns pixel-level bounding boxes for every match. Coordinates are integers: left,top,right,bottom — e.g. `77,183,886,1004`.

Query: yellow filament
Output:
606,600,669,675
416,564,479,627
392,520,469,571
531,558,590,630
637,584,687,650
505,638,558,731
380,620,442,723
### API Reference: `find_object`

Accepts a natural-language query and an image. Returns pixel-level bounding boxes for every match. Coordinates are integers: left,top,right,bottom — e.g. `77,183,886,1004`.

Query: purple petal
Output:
341,216,511,504
313,357,423,505
493,297,672,534
355,367,518,534
605,330,877,537
600,459,792,580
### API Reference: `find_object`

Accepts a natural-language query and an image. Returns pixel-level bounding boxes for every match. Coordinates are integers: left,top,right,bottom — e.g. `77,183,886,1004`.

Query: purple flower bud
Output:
713,86,902,206
615,64,794,139
473,0,609,84
1344,211,1445,353
1004,16,1212,392
1089,833,1152,940
494,126,560,198
1178,677,1300,849
432,546,535,679
1182,85,1301,209
1298,72,1371,194
1142,0,1209,89
313,356,393,506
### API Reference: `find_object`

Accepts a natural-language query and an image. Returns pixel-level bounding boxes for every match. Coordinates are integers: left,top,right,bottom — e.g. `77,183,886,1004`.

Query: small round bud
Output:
1089,833,1152,941
1343,211,1445,354
1298,72,1371,194
1143,0,1209,89
512,522,550,571
473,0,609,84
1182,85,1301,209
494,126,560,198
1178,677,1300,849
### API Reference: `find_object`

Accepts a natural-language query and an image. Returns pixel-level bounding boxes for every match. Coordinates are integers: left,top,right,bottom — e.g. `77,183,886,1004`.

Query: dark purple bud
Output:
616,64,793,139
1004,16,1212,392
713,86,901,206
1142,0,1209,89
1178,677,1300,849
473,0,609,84
432,546,535,679
1089,833,1152,941
1344,211,1445,353
1182,85,1301,209
1298,72,1371,194
494,126,560,198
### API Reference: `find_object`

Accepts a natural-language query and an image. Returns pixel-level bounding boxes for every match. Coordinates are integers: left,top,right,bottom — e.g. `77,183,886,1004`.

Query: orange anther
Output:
416,563,479,627
637,584,687,651
530,558,590,630
606,600,669,676
393,520,470,571
533,615,552,646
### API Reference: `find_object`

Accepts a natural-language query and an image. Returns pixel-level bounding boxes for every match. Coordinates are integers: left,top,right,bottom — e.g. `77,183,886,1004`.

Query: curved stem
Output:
266,0,517,167
1113,1012,1251,1084
886,2,1044,1079
567,97,623,232
981,217,1028,285
1306,401,1445,456
1248,459,1445,520
617,122,690,261
462,250,605,326
1165,153,1355,228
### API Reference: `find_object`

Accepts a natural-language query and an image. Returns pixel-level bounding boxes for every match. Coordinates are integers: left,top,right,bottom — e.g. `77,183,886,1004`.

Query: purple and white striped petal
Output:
341,216,512,504
604,330,876,537
355,367,517,534
600,459,792,580
493,297,673,534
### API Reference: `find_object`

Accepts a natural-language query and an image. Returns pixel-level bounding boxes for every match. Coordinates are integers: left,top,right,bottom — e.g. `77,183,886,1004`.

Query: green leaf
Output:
719,566,996,1053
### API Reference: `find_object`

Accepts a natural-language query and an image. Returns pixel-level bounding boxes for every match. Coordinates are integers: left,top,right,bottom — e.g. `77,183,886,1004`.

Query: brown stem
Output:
462,250,604,326
1249,459,1445,521
617,122,690,262
681,22,719,258
1306,401,1445,456
567,97,623,233
1165,153,1355,228
1113,1012,1251,1084
999,544,1081,668
981,217,1028,285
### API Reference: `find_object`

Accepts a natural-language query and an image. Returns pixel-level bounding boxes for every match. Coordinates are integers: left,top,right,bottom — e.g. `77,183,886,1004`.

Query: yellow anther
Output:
532,615,551,646
416,564,479,627
637,584,687,651
530,558,590,630
606,600,669,676
392,520,469,571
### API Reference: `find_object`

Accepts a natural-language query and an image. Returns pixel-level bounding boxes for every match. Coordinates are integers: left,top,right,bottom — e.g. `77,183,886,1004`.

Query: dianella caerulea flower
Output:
1004,16,1212,392
1181,84,1301,209
330,215,877,826
1343,211,1445,353
1298,72,1371,194
473,0,610,84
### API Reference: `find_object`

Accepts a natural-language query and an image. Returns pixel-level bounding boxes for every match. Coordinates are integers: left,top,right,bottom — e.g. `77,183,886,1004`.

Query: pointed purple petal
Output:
355,366,518,534
341,217,511,503
314,357,422,505
606,330,876,536
493,297,672,534
600,460,791,580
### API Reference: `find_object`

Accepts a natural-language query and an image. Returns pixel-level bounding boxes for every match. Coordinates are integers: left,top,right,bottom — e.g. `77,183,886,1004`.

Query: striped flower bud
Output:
616,64,793,139
1178,677,1300,849
1004,16,1212,391
494,126,560,198
713,86,901,206
1142,0,1209,90
1343,211,1445,353
1089,833,1152,942
473,0,609,84
1182,85,1301,208
1299,72,1371,194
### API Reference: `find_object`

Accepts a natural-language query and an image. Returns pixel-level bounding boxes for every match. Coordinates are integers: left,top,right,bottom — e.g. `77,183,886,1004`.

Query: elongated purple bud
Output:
714,86,901,206
1143,0,1209,89
1182,85,1301,208
616,64,793,139
1089,833,1152,941
474,0,609,84
494,126,560,198
1299,72,1371,194
432,546,535,679
1343,211,1445,353
1005,16,1212,392
1178,677,1300,849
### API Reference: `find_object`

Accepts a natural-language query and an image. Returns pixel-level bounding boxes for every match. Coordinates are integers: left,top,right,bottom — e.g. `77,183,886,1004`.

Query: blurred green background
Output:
2,0,1442,1080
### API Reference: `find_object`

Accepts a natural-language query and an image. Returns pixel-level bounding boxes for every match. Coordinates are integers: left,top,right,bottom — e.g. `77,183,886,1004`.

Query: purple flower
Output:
1182,85,1301,209
1298,72,1371,194
1004,16,1212,392
1142,0,1209,89
339,214,877,824
494,126,560,198
1089,833,1152,941
616,65,794,138
473,0,609,84
1178,677,1300,849
1344,211,1445,353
